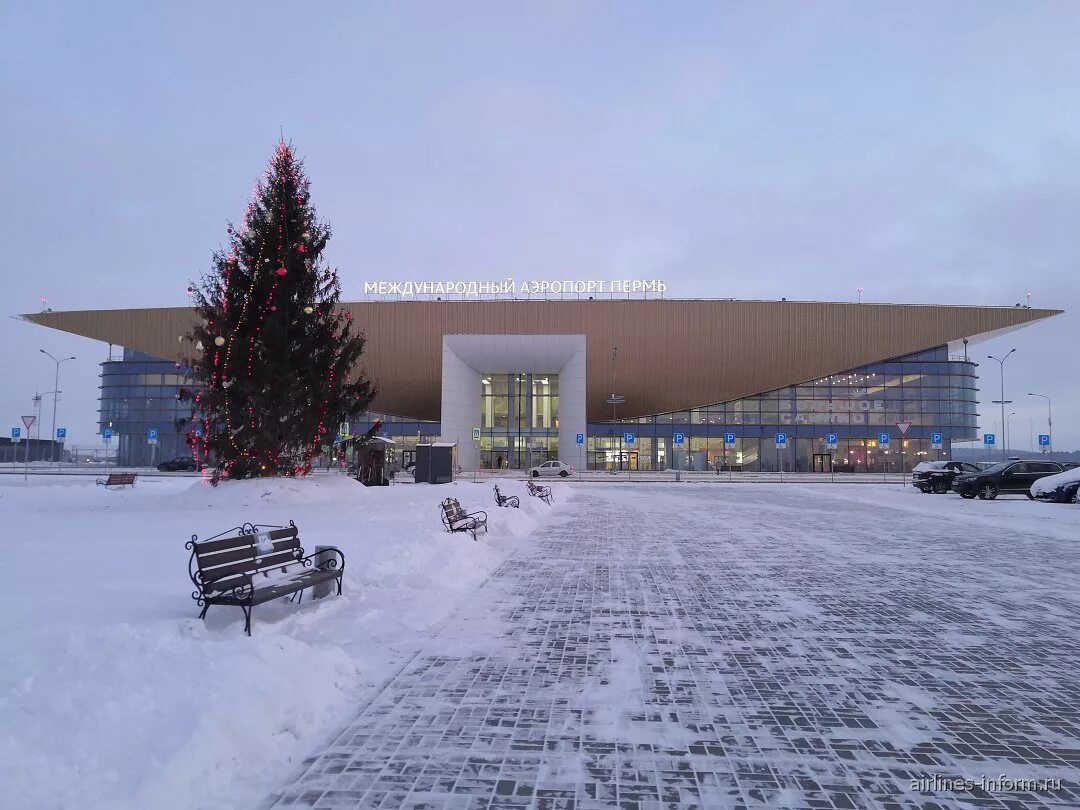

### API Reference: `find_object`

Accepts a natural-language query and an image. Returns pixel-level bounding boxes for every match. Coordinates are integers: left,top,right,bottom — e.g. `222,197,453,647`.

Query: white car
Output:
528,460,572,478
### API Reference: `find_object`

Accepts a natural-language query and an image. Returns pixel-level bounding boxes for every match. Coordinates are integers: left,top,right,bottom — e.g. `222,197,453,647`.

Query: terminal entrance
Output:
599,449,637,471
478,372,559,469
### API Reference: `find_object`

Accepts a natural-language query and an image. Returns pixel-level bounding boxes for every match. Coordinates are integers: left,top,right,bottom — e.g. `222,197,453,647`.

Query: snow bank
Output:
0,474,571,810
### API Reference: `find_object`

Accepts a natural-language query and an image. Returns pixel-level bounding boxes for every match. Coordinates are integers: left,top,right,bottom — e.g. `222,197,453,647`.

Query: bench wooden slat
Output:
99,472,137,487
201,567,339,602
195,526,298,555
196,537,300,566
201,550,303,584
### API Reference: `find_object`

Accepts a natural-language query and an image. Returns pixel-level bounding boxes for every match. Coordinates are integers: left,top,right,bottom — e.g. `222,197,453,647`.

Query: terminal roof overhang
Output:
21,300,1063,422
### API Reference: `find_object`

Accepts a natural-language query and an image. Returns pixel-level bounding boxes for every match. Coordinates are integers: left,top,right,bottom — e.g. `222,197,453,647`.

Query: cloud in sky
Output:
1,2,1077,448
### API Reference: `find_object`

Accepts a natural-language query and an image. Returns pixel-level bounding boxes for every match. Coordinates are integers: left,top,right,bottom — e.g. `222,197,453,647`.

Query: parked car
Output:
911,460,982,493
1031,466,1080,504
528,460,572,478
953,459,1066,500
157,456,198,472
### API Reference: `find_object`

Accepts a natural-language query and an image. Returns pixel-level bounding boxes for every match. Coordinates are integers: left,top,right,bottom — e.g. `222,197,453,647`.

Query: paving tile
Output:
268,486,1080,809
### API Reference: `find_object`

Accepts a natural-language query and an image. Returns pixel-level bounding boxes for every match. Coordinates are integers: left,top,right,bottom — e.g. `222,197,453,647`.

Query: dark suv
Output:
912,461,982,494
953,460,1066,500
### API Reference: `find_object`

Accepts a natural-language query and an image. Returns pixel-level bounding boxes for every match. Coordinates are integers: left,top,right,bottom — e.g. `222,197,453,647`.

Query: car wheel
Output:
917,486,931,494
932,480,949,494
1025,492,1035,500
559,470,569,477
959,490,977,499
978,483,998,500
532,471,539,478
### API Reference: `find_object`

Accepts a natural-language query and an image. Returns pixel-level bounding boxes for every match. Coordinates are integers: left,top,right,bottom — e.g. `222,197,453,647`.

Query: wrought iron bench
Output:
97,472,137,488
185,521,344,635
440,498,488,541
526,479,553,505
493,485,520,508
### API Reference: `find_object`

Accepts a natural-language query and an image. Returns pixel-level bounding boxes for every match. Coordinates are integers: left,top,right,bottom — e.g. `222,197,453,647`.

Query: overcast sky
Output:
1,2,1077,452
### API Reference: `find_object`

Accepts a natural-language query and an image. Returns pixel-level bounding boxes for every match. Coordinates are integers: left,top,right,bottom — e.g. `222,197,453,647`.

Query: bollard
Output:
312,545,334,599
675,470,681,482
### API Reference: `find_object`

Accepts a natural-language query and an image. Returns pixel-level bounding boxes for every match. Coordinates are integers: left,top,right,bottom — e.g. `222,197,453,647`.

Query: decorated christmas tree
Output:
181,141,376,480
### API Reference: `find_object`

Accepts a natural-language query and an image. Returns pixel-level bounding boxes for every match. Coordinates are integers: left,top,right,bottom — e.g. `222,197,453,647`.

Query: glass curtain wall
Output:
586,347,978,472
479,373,559,469
100,349,192,466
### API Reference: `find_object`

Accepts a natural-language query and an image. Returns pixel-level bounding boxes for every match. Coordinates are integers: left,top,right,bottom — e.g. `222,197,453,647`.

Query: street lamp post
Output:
1027,392,1052,452
40,350,75,464
988,349,1015,462
1007,412,1016,453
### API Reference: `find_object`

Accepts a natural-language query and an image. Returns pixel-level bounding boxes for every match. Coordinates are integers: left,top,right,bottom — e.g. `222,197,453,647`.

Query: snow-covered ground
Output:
0,474,571,810
2,477,1078,809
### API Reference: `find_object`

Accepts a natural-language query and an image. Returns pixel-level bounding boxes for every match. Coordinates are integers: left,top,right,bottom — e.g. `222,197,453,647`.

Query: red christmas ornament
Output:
227,227,233,234
297,244,306,254
271,305,277,312
276,267,288,276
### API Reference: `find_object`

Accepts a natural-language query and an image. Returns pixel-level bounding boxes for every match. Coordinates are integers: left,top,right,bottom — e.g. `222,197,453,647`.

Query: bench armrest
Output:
464,509,487,522
300,546,345,573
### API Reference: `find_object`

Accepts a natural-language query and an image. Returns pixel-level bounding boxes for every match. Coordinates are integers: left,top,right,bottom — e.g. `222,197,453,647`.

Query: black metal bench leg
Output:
336,575,343,595
199,603,210,620
242,605,252,636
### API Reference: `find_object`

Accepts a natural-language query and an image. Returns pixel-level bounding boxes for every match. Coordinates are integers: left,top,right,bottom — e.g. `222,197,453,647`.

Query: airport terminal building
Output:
24,298,1059,472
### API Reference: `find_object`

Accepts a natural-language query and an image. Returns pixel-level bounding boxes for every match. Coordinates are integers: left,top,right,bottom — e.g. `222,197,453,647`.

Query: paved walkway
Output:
268,486,1080,809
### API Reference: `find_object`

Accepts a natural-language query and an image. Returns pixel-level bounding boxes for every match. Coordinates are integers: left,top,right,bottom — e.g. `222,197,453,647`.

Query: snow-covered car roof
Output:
1031,465,1080,496
912,461,949,473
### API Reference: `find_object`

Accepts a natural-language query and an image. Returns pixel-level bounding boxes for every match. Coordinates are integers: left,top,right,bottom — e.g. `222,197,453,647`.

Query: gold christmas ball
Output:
303,306,314,314
214,336,226,347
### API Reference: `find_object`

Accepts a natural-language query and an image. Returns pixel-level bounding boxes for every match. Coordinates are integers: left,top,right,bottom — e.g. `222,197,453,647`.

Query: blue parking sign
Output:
983,433,995,446
724,432,736,448
674,432,685,445
147,427,158,441
826,432,838,449
1038,434,1050,447
11,427,20,440
930,432,942,449
775,432,787,448
103,428,113,440
575,433,584,445
878,433,890,446
56,427,67,439
624,432,635,446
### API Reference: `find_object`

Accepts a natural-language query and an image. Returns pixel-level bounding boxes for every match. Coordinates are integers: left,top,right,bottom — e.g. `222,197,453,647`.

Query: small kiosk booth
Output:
356,436,395,486
414,442,457,484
